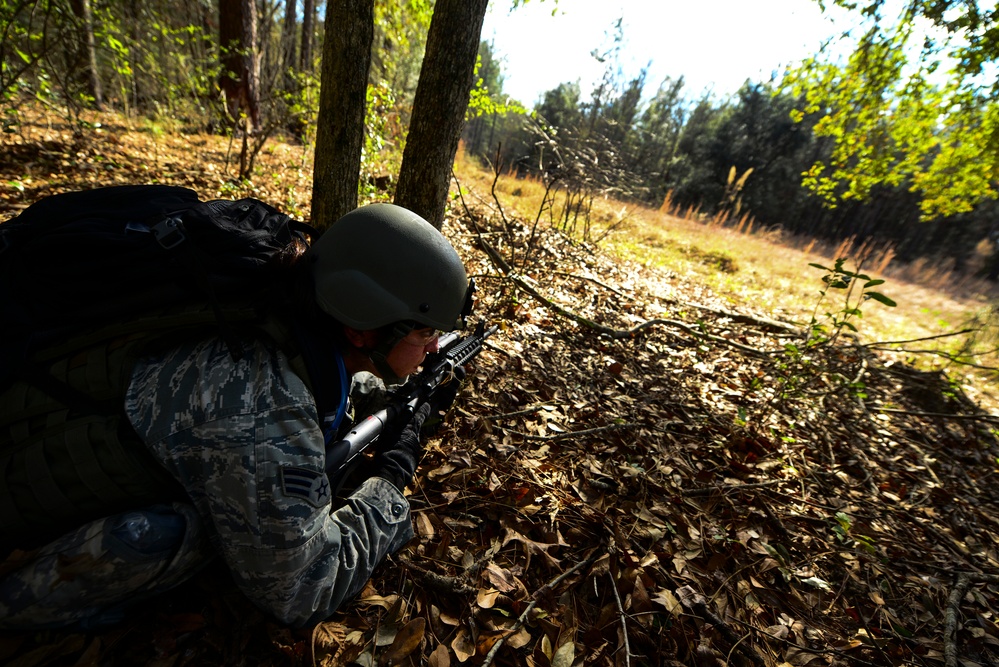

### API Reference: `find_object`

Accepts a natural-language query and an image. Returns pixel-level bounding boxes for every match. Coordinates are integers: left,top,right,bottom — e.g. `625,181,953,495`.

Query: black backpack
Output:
2,184,315,379
0,184,320,549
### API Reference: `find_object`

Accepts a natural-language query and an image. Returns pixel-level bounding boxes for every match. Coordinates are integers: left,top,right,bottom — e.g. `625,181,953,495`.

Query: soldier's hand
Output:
372,402,432,490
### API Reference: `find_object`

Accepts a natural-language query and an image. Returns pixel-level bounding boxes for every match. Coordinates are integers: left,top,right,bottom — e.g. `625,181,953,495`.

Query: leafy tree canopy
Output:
784,0,999,219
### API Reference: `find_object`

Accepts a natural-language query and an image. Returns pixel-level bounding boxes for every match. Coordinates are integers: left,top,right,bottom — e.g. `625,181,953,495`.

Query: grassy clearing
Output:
453,148,999,409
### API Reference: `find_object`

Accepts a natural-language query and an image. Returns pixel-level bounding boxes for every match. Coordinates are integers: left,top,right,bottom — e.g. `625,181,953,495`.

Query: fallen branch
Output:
480,549,603,667
483,405,546,421
945,571,999,667
863,329,977,347
510,269,771,355
553,270,629,297
945,574,972,667
684,301,801,335
876,407,999,424
684,480,786,497
725,616,884,667
453,176,776,357
397,557,475,596
502,422,644,441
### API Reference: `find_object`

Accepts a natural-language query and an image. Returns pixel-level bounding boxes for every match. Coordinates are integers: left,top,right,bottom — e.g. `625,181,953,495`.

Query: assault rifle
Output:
325,321,497,490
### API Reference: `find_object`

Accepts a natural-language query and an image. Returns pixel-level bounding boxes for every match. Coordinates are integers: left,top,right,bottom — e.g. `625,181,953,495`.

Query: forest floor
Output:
2,109,999,667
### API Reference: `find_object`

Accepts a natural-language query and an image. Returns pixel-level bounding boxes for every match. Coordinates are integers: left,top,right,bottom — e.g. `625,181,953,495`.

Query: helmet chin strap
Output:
368,322,414,387
370,348,407,386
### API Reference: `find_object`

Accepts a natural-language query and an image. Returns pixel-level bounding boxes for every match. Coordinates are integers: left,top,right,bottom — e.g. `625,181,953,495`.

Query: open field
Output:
452,149,999,412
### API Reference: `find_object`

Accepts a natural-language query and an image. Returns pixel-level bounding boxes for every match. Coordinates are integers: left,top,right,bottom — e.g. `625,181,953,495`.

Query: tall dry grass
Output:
452,149,999,407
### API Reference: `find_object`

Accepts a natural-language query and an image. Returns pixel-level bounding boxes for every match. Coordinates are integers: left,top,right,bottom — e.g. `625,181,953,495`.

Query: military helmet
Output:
308,203,471,331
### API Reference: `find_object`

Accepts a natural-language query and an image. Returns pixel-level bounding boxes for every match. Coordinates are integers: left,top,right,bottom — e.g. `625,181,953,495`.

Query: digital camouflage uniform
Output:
0,335,414,629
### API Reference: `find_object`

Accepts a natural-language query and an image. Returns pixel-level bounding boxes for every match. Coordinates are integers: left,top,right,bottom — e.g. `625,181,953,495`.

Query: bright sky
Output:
481,0,854,106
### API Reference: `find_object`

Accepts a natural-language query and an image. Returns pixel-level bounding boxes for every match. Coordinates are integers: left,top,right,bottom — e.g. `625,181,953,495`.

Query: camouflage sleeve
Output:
125,336,414,627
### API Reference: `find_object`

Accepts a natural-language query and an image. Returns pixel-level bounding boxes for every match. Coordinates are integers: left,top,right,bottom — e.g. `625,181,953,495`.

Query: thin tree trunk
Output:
310,0,374,229
299,0,315,71
73,0,103,109
219,0,260,131
394,0,489,229
282,0,298,88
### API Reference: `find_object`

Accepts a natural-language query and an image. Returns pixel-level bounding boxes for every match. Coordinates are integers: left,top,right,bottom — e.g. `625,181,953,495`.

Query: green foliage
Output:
278,68,320,145
1,0,222,128
786,1,999,218
831,511,877,555
1,0,94,124
466,43,526,121
361,80,404,188
804,257,896,348
371,0,433,94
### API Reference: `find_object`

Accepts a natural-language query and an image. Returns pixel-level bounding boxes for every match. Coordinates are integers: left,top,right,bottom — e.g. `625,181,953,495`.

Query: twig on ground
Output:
683,301,802,335
397,557,475,596
608,570,632,667
945,571,999,667
502,422,644,441
553,270,629,297
684,480,786,496
863,329,976,347
725,616,885,667
451,195,775,355
675,586,766,667
876,407,999,424
483,405,546,420
515,270,770,351
725,633,754,667
480,549,603,667
945,573,972,667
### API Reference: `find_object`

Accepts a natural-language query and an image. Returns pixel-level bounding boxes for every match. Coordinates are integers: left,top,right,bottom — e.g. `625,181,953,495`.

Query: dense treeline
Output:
2,1,997,277
0,0,432,183
463,35,999,281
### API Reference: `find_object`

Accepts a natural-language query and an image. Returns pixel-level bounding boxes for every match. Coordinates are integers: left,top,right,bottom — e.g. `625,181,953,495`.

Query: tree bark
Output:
219,0,260,131
71,0,103,109
310,0,374,230
394,0,489,229
299,0,315,71
281,0,298,88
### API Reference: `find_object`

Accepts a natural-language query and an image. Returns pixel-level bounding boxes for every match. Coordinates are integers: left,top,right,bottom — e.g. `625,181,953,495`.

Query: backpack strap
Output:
15,362,118,416
276,315,349,442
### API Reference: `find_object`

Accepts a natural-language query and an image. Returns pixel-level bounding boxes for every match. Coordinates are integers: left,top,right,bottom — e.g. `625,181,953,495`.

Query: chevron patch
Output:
280,467,332,507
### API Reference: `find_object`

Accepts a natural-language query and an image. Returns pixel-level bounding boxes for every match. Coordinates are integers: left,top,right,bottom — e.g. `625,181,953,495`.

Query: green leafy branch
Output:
804,257,896,349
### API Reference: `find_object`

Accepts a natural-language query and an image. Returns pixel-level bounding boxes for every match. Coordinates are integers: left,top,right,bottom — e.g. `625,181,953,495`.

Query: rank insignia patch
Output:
280,467,331,507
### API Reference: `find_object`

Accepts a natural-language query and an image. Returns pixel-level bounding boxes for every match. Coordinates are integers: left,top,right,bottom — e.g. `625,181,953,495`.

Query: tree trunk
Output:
299,0,315,71
282,0,298,88
71,0,103,109
310,0,374,230
219,0,260,131
394,0,489,229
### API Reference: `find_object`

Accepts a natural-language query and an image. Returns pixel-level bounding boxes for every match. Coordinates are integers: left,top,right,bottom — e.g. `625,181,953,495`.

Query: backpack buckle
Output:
151,216,187,249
